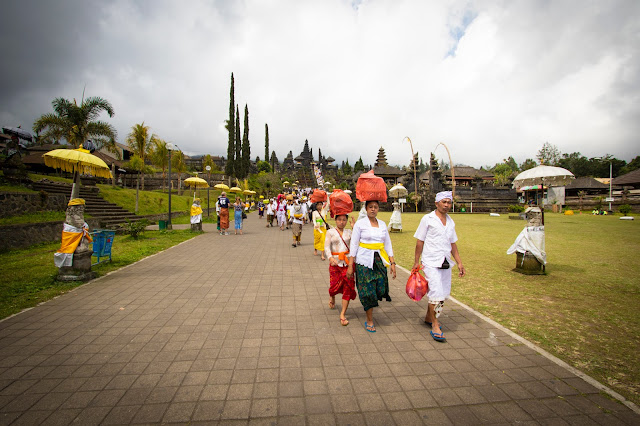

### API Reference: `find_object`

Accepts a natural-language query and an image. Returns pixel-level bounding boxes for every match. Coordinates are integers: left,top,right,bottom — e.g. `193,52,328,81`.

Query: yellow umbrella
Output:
43,148,113,198
184,177,209,188
283,181,290,185
43,148,112,179
184,177,209,199
259,195,264,199
214,183,229,190
229,186,242,193
243,189,253,195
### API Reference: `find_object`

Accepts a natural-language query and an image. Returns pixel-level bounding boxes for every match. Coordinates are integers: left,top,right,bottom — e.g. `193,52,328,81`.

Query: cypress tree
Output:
225,73,235,177
235,105,241,178
264,123,269,164
242,104,250,178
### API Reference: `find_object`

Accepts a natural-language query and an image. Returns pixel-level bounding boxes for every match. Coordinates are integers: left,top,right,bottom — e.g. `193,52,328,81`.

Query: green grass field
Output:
0,230,198,320
375,210,640,406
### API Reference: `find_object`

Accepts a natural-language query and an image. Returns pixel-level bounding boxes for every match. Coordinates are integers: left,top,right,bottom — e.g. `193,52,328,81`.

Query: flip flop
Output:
364,322,376,333
328,300,335,309
340,317,349,326
430,330,446,342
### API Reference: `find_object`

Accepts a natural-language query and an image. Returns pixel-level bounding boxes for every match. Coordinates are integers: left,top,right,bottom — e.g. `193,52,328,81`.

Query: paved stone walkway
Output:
0,216,638,425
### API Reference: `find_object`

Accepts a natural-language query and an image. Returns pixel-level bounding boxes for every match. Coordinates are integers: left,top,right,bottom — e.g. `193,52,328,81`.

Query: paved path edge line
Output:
0,234,201,325
396,263,640,415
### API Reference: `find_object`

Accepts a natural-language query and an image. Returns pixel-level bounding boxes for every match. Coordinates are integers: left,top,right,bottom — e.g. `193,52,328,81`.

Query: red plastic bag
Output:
406,265,428,301
310,189,327,203
356,170,387,202
329,189,353,218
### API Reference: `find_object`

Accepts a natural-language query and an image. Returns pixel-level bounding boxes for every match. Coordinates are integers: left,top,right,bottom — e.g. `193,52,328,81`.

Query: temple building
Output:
373,147,405,185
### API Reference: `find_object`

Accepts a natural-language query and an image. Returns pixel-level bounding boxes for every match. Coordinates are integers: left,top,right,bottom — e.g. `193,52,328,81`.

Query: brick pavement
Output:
0,215,638,425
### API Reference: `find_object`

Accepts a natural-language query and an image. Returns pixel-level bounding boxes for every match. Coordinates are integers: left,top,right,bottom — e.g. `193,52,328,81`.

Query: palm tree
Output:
33,95,118,198
126,123,155,190
150,138,169,191
33,96,117,151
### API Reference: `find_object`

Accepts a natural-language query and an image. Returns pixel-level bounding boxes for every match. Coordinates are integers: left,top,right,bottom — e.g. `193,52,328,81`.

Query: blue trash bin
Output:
91,229,116,265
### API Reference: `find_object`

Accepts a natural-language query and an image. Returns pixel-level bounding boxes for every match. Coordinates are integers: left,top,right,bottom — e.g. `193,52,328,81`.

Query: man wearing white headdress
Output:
412,191,466,343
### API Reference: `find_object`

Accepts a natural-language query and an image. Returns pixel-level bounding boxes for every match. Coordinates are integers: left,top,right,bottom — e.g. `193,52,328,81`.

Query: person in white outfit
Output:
412,191,466,343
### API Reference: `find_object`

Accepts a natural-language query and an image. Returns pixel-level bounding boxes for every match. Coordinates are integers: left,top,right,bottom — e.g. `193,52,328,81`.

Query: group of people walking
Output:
215,191,247,235
217,188,465,342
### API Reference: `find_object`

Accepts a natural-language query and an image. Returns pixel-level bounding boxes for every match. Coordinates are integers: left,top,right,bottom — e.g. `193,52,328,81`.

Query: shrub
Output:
508,204,525,213
120,219,150,240
619,204,632,215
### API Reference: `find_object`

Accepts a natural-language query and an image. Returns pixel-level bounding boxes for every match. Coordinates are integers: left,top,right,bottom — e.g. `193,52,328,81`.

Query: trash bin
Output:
159,220,167,230
91,229,116,265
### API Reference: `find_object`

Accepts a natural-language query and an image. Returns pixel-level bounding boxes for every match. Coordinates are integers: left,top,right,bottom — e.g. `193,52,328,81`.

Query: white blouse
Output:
349,218,394,269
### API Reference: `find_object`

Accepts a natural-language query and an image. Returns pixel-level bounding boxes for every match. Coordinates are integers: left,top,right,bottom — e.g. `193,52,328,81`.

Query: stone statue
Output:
55,198,94,281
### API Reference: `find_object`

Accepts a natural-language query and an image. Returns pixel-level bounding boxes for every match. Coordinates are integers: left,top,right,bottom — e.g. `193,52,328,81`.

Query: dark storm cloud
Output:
0,0,107,99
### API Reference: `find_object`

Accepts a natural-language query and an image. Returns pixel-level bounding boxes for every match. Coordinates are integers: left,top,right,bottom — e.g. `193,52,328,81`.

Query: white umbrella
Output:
388,184,408,198
512,165,575,189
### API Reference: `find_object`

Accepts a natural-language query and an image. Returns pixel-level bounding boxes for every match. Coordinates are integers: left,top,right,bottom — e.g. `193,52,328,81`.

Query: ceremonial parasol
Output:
283,181,290,185
214,183,229,190
388,183,408,198
512,165,574,212
184,177,209,199
343,189,352,194
512,165,575,189
43,148,112,197
229,186,242,193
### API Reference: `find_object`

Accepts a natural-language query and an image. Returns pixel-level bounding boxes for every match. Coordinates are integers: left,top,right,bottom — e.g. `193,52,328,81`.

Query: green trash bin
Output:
159,220,167,230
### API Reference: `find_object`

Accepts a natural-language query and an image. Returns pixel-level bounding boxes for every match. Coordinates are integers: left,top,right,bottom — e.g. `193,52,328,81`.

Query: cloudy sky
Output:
1,0,639,169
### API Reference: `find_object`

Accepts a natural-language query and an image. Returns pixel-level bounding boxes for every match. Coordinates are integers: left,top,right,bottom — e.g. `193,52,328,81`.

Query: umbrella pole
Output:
70,170,80,199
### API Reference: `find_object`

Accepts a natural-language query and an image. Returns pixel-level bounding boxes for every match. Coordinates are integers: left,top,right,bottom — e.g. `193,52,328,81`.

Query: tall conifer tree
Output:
264,123,269,163
242,104,250,178
235,105,241,178
225,73,235,176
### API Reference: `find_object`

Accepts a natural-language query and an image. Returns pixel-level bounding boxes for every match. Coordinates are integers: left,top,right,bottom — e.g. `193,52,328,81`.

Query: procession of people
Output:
212,173,464,342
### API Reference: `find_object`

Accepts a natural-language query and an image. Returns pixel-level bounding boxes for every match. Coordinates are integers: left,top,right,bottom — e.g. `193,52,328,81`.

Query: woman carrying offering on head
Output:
346,200,396,332
325,213,356,325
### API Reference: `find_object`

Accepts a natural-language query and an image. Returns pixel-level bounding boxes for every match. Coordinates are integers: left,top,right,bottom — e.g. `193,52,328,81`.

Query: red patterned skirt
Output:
329,265,356,300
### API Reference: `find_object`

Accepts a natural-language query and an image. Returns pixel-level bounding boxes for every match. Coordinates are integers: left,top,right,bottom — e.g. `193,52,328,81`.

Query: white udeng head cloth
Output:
435,191,452,203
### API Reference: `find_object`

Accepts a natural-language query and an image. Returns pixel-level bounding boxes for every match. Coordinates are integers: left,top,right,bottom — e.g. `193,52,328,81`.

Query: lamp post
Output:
205,165,211,217
167,143,177,230
596,157,613,212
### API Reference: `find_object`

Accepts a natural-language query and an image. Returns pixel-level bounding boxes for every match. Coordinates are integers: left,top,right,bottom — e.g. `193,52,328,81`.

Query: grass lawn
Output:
0,230,199,319
97,184,226,216
0,211,67,226
376,210,640,406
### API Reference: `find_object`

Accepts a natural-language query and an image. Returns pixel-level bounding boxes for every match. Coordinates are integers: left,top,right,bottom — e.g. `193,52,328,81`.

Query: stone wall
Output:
0,218,100,251
0,192,67,218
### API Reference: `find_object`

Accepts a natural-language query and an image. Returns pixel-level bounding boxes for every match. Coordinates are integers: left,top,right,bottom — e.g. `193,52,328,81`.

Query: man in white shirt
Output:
412,191,466,342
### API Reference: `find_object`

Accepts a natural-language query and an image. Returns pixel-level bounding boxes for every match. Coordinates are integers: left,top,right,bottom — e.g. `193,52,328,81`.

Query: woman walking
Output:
325,214,356,325
312,202,328,260
346,200,396,332
218,192,231,235
234,197,244,235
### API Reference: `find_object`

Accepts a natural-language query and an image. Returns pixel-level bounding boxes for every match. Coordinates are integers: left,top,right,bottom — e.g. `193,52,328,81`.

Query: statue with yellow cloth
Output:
190,198,203,231
55,198,95,281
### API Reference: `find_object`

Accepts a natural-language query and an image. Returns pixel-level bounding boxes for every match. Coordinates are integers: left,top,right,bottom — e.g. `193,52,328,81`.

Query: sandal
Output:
328,299,335,309
364,322,376,333
340,317,349,326
430,330,446,342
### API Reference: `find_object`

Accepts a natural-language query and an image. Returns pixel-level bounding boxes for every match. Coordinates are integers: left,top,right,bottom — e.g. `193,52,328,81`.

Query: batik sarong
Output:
355,252,391,311
329,265,356,301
